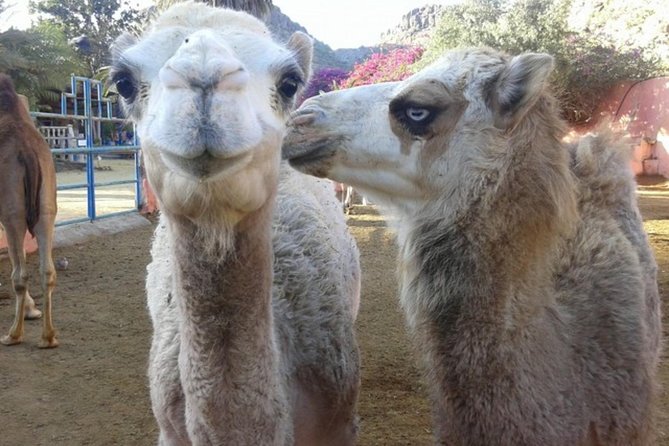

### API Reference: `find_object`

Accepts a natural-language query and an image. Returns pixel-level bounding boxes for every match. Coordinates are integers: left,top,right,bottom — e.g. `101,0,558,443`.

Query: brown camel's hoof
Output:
24,307,43,320
0,334,23,346
38,337,59,349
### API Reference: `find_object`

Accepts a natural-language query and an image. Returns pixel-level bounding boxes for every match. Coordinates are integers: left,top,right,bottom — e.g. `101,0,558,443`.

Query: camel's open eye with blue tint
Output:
405,107,430,122
389,98,439,136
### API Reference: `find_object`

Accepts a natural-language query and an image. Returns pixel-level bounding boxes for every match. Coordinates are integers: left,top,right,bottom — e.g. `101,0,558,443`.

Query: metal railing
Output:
32,75,142,226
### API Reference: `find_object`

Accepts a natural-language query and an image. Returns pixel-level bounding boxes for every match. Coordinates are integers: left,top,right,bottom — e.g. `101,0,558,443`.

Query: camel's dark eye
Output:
278,75,301,99
114,73,136,100
406,107,430,122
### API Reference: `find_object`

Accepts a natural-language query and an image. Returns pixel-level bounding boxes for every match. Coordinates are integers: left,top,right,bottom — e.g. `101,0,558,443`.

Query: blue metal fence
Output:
32,76,142,226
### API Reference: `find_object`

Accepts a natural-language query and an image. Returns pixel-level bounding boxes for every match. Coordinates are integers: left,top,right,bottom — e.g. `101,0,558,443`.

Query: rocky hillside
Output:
267,4,443,71
380,4,443,46
332,47,377,70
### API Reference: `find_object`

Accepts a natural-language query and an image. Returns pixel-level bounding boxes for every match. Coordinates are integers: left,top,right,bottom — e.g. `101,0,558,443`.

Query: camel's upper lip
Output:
283,116,338,160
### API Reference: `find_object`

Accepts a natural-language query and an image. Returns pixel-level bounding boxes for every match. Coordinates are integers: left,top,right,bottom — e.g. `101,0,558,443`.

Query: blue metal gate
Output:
32,75,142,226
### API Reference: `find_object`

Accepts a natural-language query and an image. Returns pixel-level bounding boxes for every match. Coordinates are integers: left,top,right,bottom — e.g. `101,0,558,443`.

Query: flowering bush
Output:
301,67,349,102
340,47,424,88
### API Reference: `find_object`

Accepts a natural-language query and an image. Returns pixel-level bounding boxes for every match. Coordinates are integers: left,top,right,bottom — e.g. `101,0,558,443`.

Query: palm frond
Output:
154,0,273,20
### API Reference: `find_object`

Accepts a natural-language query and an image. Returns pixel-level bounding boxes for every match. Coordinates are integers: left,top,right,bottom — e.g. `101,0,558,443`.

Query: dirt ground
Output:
0,182,668,445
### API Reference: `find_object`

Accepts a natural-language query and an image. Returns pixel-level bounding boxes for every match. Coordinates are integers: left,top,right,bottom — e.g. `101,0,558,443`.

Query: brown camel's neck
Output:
167,200,289,440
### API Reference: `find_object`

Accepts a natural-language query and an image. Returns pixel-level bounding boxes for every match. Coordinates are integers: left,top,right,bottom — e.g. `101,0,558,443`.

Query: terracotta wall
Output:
587,77,669,177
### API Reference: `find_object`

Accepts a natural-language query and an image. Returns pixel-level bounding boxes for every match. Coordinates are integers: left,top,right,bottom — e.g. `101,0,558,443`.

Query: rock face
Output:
267,4,443,70
380,4,443,46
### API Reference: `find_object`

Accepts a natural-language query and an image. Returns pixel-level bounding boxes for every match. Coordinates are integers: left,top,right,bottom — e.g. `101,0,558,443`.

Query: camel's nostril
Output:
215,68,248,92
289,107,325,127
290,112,317,127
159,65,189,89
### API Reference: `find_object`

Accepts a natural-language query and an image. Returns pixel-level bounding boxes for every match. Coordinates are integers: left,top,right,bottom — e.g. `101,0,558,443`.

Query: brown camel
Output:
0,73,59,348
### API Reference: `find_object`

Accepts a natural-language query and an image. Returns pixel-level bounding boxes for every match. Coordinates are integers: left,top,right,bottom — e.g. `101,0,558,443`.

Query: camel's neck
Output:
170,203,272,332
401,131,576,427
403,118,573,322
167,201,290,441
170,203,276,358
402,217,522,336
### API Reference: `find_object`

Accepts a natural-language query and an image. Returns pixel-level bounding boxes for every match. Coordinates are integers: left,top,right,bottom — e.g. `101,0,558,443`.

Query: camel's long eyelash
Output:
139,83,150,101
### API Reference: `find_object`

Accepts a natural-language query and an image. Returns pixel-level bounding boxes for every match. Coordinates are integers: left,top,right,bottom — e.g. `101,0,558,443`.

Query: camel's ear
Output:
491,53,553,130
111,32,138,63
287,32,313,82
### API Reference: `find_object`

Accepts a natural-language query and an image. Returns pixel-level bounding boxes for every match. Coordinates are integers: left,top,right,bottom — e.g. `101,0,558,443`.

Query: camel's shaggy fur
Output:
111,3,360,444
283,47,662,445
0,74,58,348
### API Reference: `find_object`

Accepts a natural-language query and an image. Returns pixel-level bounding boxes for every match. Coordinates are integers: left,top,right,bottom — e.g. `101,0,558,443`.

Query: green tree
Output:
32,0,147,75
0,23,85,109
421,0,571,63
422,0,502,62
421,0,668,124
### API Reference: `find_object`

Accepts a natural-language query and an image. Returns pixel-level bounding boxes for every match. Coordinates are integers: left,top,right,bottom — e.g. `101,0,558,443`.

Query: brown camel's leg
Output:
23,233,42,320
34,212,58,348
1,220,30,346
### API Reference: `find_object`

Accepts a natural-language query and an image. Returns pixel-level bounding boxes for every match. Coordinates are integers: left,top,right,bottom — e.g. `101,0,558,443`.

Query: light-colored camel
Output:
110,3,360,444
0,74,58,348
284,47,662,445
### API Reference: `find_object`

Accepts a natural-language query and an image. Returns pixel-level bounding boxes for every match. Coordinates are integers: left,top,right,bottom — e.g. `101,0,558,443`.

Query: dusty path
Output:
0,190,667,445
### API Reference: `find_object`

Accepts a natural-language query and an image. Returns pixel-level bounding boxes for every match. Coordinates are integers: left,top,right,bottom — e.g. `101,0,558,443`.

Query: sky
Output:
272,0,454,49
0,0,454,49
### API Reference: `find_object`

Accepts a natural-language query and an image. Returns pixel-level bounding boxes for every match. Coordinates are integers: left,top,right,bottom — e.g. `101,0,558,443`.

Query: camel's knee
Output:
41,267,56,291
10,268,29,291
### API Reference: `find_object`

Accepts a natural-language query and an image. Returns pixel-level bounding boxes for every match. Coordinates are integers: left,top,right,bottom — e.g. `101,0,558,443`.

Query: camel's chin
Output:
287,153,332,178
161,150,252,182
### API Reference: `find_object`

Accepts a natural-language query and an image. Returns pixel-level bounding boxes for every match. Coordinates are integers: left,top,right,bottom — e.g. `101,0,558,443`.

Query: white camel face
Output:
111,2,312,221
284,48,553,212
